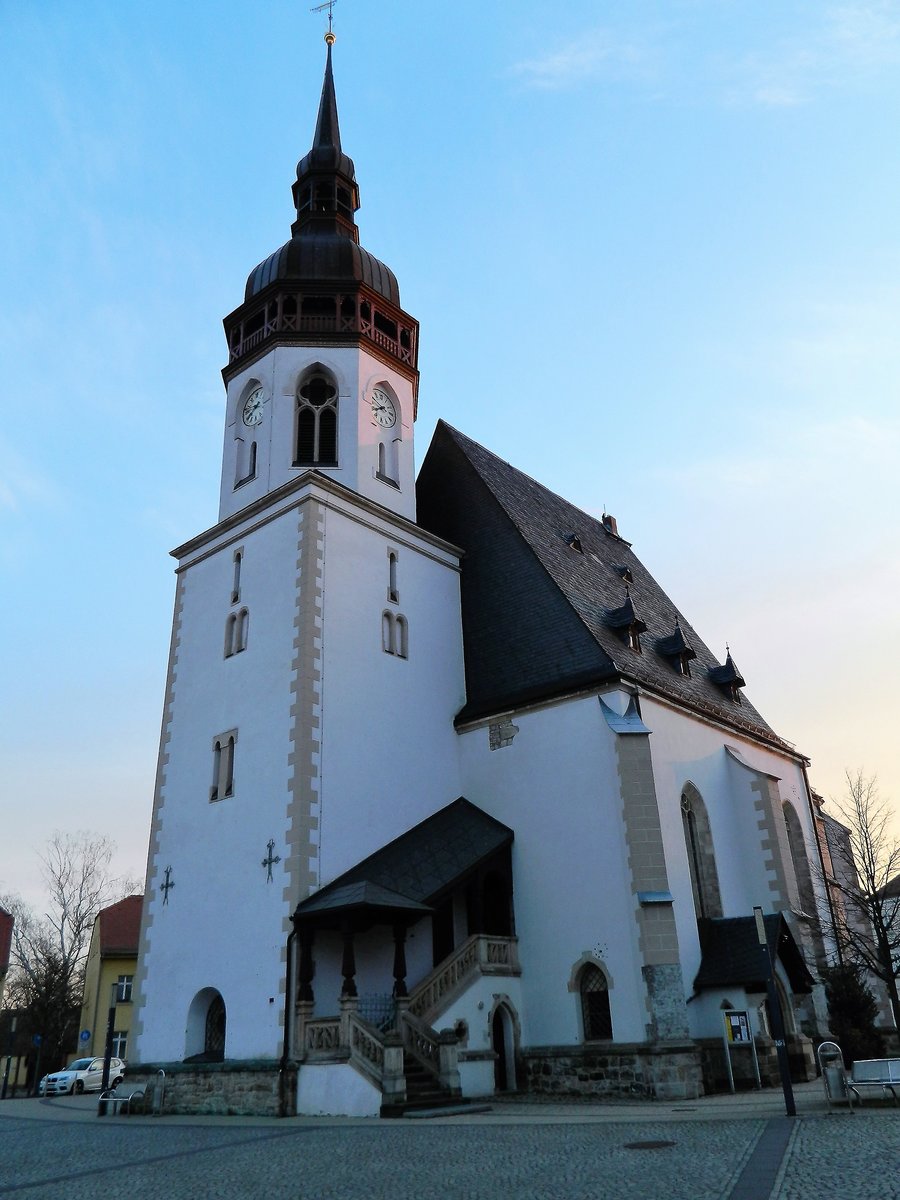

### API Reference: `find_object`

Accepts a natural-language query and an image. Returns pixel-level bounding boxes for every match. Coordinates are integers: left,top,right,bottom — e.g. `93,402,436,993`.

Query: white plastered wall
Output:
219,346,416,524
458,692,647,1048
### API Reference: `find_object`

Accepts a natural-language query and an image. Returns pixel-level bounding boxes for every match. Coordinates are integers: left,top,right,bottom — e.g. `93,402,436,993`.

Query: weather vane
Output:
311,0,337,42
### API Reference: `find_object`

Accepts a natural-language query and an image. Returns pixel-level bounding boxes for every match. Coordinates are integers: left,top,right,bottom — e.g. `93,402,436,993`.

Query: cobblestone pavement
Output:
775,1112,900,1200
1,1096,898,1199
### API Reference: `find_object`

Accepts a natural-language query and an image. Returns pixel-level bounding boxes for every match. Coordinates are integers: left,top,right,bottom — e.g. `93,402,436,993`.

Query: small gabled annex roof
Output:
416,422,798,756
693,914,815,995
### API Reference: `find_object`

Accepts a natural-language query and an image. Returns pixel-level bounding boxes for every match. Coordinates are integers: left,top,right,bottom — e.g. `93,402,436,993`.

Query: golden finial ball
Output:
325,31,336,45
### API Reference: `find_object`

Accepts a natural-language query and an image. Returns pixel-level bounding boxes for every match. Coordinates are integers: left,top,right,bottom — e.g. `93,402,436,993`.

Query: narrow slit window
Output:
224,613,237,658
382,611,395,655
396,614,409,660
232,551,242,604
388,552,399,603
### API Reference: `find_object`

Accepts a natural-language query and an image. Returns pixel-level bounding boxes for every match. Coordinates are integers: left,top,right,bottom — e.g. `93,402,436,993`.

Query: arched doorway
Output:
491,1003,517,1091
185,988,226,1062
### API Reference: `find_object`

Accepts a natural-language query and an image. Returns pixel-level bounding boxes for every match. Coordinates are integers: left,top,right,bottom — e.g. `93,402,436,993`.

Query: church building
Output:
132,33,834,1116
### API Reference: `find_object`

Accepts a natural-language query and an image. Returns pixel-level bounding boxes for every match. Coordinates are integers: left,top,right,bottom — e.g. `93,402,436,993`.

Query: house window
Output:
224,613,237,658
210,731,237,801
111,1031,128,1059
681,784,723,920
116,974,134,1003
295,370,338,466
579,964,612,1041
388,551,399,603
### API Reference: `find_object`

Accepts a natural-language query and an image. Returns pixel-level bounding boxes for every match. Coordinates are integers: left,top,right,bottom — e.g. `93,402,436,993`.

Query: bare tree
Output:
0,832,140,1071
824,771,900,1032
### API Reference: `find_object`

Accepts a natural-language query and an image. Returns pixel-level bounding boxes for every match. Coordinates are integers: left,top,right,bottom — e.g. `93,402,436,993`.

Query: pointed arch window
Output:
681,785,723,920
579,964,612,1041
783,802,816,916
295,370,338,466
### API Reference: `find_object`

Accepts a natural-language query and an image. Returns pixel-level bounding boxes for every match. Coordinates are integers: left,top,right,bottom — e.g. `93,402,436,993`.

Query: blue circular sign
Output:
80,1029,91,1042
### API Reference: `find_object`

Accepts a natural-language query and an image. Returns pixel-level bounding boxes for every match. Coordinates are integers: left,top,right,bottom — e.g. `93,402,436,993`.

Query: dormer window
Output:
295,369,338,466
617,566,633,585
709,649,745,704
605,590,647,654
656,621,697,678
565,534,583,554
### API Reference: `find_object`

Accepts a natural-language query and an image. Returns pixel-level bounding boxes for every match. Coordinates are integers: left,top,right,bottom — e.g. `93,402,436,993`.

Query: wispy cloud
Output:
0,441,62,512
725,1,900,107
509,27,660,91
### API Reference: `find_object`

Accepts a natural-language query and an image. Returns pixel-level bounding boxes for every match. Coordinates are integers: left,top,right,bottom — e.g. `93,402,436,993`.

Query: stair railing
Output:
407,933,520,1022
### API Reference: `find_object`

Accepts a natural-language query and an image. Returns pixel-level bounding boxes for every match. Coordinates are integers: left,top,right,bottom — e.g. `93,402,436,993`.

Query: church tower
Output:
131,33,465,1076
219,34,419,524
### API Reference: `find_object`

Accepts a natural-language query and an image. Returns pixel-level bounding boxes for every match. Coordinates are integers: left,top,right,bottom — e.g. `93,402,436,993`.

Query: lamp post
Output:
753,905,796,1118
97,982,118,1114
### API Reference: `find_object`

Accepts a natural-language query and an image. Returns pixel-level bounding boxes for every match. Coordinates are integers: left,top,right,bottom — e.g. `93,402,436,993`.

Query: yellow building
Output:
80,896,142,1061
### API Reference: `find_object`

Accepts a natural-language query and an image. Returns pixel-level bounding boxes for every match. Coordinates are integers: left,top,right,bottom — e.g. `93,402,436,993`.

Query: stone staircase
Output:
380,1051,458,1118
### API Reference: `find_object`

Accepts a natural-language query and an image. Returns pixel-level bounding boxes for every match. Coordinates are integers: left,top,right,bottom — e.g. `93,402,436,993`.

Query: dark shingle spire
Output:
291,37,360,240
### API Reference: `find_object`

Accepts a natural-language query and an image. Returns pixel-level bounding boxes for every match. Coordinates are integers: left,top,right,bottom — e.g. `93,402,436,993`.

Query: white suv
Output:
41,1057,125,1095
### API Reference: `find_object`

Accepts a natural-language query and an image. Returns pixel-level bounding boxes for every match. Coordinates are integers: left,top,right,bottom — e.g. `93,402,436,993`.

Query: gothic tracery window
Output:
681,784,723,920
295,370,338,466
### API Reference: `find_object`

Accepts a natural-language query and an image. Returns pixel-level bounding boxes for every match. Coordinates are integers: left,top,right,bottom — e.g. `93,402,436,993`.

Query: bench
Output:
848,1059,900,1106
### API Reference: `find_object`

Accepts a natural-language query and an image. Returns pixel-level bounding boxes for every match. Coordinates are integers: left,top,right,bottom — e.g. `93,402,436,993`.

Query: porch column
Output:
298,927,315,1004
392,923,408,998
341,921,358,998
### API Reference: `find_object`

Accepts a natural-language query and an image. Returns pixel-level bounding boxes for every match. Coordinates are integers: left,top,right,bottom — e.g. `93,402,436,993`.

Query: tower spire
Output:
291,30,360,240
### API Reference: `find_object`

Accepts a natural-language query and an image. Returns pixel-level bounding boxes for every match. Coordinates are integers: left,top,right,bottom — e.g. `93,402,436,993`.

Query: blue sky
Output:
2,0,899,907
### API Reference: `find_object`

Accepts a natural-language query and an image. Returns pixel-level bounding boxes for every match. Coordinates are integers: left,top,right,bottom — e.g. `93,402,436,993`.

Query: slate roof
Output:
295,798,513,918
96,895,143,957
693,914,815,994
416,422,798,755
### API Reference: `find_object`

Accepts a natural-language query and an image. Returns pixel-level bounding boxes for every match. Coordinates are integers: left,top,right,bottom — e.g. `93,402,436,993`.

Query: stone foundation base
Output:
123,1060,296,1117
522,1042,703,1101
698,1035,817,1093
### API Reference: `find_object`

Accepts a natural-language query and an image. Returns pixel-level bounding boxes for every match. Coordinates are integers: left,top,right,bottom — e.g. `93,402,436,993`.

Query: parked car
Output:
40,1057,126,1096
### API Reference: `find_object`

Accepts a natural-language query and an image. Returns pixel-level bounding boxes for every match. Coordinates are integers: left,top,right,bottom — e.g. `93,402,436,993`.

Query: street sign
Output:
80,1029,91,1042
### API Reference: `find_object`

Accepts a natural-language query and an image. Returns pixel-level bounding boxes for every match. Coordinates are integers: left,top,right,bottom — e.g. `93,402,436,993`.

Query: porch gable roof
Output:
294,797,514,921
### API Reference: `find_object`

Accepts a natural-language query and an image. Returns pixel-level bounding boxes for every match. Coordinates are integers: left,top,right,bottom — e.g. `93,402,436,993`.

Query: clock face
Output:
370,388,397,428
241,387,264,427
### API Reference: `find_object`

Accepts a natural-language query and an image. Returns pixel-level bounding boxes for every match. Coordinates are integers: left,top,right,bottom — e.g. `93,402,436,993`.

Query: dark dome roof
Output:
245,234,400,306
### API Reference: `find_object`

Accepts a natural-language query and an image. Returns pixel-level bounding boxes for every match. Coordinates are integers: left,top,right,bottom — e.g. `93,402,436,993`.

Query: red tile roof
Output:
97,895,143,957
